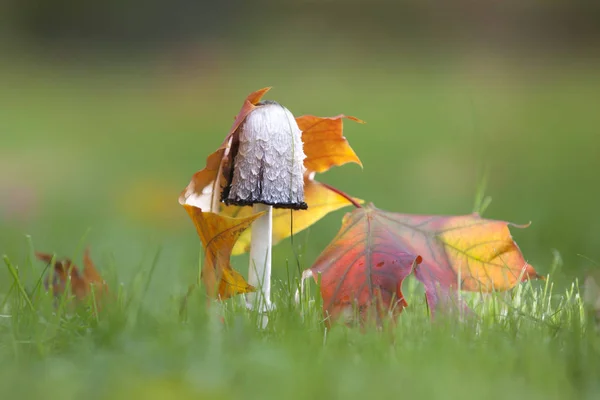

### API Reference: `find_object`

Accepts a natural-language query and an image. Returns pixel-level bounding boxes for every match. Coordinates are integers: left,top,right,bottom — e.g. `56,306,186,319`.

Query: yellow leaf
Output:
183,204,263,299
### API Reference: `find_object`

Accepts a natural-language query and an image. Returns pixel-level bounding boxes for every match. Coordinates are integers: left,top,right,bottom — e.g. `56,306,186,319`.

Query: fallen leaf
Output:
183,204,262,299
36,248,108,302
400,211,542,312
307,206,422,326
305,204,542,325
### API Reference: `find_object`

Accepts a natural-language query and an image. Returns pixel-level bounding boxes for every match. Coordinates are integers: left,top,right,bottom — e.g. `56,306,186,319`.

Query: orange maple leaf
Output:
36,248,108,302
295,114,363,174
305,204,543,326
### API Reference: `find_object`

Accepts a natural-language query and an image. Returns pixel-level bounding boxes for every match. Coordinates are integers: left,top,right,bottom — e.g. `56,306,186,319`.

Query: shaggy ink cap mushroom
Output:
224,100,308,210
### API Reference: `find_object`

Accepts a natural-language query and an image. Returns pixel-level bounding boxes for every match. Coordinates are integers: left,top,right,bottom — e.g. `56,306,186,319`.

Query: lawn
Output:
1,51,599,399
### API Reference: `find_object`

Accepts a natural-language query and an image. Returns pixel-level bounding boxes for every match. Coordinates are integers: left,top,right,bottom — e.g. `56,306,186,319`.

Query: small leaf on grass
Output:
183,204,262,299
36,248,108,302
305,204,542,325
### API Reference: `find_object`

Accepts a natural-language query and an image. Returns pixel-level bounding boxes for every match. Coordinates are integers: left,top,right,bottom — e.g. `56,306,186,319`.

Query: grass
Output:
1,50,600,399
1,247,599,400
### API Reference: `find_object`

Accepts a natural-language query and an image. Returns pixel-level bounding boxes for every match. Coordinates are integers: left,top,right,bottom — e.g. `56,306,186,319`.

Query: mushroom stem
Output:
246,203,273,317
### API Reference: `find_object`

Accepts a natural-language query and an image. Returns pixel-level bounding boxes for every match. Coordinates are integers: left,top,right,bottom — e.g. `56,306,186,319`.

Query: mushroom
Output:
222,100,307,319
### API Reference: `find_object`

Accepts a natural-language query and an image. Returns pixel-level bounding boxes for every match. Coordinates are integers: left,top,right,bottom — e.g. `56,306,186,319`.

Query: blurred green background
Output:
1,0,599,300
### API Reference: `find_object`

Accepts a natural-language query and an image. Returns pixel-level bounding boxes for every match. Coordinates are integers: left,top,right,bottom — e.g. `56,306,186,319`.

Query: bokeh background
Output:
1,1,599,299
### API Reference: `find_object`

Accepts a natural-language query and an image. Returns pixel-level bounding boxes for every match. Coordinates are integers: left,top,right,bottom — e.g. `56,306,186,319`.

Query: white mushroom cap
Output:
224,100,307,210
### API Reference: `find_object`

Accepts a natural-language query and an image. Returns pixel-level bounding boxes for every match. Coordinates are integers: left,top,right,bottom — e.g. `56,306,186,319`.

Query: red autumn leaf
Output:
307,208,421,327
305,204,543,325
36,248,108,302
394,211,542,312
